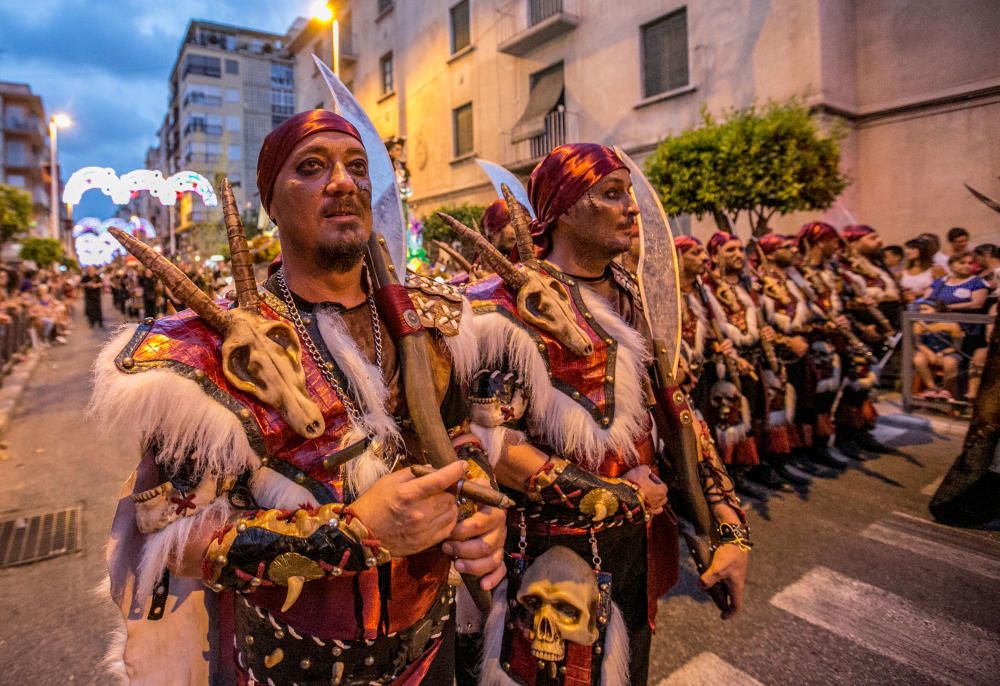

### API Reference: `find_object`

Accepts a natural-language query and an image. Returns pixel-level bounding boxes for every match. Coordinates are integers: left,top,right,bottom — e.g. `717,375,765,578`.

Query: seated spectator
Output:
900,237,945,302
972,243,1000,296
947,227,970,257
883,244,904,279
925,252,990,399
913,299,963,400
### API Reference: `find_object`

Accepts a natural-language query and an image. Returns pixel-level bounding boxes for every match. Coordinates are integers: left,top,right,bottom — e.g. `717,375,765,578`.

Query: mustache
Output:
320,198,366,217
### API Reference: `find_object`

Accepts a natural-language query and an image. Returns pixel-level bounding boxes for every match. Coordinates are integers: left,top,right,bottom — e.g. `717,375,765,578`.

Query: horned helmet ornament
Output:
516,546,601,665
109,179,326,439
437,184,593,356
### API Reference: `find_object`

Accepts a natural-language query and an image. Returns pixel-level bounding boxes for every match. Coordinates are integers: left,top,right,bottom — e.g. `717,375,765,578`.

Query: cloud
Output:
1,1,304,219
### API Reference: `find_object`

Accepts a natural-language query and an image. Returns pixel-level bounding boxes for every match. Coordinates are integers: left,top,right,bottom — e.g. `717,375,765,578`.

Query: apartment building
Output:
288,0,1000,246
0,81,53,236
158,20,295,240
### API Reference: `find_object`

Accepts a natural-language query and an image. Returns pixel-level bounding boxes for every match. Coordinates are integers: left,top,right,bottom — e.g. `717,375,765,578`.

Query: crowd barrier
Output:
0,306,33,378
900,310,994,413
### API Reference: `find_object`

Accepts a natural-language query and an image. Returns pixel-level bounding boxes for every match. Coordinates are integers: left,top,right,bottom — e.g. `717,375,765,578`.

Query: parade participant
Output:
796,222,887,459
81,265,105,329
456,145,749,686
706,232,799,489
481,199,516,255
841,224,901,326
94,110,506,685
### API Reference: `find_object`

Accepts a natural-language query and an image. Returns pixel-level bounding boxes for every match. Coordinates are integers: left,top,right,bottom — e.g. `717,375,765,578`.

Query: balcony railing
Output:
183,123,224,137
4,153,38,169
497,0,580,56
500,109,576,169
182,93,223,108
3,116,45,138
184,153,222,165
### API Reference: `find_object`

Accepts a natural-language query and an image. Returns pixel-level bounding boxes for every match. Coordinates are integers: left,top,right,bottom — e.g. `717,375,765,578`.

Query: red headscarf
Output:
674,235,703,253
706,231,740,257
526,143,627,245
256,110,363,213
841,224,875,243
757,233,794,255
796,221,839,252
481,200,510,240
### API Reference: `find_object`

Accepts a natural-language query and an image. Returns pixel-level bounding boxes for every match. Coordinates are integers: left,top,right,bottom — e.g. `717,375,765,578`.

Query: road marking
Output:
770,567,1000,686
862,522,1000,581
657,652,763,686
921,475,944,495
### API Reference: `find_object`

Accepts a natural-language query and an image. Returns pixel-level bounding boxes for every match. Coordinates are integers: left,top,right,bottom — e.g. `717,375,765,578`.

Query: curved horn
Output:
500,183,537,265
965,183,1000,215
437,212,526,289
108,228,231,333
221,178,260,313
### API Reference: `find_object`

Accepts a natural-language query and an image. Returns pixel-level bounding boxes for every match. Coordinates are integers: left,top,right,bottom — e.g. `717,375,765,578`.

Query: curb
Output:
0,350,44,437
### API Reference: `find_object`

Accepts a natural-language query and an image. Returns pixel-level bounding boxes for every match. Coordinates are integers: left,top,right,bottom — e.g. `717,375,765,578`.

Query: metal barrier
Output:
900,310,995,412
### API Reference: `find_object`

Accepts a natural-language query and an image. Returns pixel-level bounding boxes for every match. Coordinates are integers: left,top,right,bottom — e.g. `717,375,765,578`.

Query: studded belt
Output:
234,585,454,686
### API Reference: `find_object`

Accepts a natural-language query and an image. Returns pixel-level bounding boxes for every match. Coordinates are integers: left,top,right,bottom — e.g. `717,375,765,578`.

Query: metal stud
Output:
584,312,593,319
566,279,576,286
300,658,312,669
120,356,135,369
239,408,251,420
274,630,285,640
261,457,270,466
215,555,227,565
301,316,312,326
237,523,247,533
295,473,306,484
595,645,603,655
193,369,205,380
537,342,545,351
143,317,155,325
571,391,581,400
246,635,254,645
605,338,614,345
601,417,610,426
604,375,614,383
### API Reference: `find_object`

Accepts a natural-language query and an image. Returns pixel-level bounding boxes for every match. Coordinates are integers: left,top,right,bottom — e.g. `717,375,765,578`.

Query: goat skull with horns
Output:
437,184,593,356
108,178,326,439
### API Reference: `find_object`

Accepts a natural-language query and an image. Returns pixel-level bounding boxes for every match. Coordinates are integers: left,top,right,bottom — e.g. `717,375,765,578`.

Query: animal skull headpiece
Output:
438,184,593,356
109,179,325,439
516,546,600,664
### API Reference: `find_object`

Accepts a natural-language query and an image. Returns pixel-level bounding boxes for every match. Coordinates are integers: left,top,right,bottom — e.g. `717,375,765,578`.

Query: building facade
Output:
158,20,295,252
287,0,1000,246
0,81,54,238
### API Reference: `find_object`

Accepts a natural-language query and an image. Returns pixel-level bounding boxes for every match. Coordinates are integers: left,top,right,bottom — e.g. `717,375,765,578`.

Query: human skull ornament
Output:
222,310,326,438
762,274,792,307
517,271,593,357
710,380,740,419
516,546,600,664
811,341,836,375
469,369,526,427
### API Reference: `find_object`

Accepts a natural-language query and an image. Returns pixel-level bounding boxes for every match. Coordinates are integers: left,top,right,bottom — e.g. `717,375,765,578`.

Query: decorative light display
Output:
63,168,219,207
72,216,158,267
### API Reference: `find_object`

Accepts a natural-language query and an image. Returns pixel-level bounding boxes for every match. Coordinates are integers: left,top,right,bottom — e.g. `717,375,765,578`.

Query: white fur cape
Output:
469,284,650,471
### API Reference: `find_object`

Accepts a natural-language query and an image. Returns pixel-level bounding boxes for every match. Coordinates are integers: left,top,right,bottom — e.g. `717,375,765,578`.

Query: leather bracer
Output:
525,458,647,527
203,503,390,605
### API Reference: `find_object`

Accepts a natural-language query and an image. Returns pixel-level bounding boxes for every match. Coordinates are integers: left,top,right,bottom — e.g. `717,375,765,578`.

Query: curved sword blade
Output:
614,147,682,379
474,158,536,218
314,55,407,278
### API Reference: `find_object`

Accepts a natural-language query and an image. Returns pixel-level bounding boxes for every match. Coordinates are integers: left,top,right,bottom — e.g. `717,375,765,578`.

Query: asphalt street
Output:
0,298,998,685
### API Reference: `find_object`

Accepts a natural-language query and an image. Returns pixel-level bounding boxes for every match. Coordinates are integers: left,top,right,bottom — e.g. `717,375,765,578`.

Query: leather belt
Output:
234,584,453,685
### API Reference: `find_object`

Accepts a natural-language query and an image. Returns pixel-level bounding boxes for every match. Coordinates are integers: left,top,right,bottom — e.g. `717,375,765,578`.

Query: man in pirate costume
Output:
704,232,803,490
94,110,506,685
451,145,749,685
795,221,885,462
482,200,516,256
840,224,902,328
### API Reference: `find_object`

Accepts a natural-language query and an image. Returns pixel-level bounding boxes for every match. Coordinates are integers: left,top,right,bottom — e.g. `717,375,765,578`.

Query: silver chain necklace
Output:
275,267,386,460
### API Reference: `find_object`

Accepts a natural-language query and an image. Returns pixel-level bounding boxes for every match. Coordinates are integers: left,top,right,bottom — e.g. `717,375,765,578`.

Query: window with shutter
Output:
453,103,474,157
380,52,394,95
451,1,471,53
641,8,689,98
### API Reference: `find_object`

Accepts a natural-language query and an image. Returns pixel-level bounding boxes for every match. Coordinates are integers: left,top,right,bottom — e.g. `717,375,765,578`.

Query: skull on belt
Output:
469,369,525,427
516,546,600,664
710,380,740,418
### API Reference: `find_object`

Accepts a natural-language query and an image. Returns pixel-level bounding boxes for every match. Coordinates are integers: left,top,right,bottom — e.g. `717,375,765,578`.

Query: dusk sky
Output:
0,1,309,220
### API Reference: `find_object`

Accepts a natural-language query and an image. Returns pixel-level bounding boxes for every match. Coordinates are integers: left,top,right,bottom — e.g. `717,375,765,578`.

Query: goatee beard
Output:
315,239,366,273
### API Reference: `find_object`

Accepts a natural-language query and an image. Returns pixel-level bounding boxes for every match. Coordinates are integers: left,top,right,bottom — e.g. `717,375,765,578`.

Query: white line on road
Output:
656,652,764,686
770,566,1000,686
862,522,1000,581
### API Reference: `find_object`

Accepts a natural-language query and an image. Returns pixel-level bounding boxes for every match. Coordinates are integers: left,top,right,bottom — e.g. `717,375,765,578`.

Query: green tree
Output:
420,203,486,257
645,101,850,237
0,183,34,249
19,236,64,267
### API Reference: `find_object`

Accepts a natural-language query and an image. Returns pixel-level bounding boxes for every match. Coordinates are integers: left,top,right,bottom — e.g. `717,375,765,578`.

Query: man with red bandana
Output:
841,224,902,328
795,222,887,460
465,144,749,686
95,110,506,685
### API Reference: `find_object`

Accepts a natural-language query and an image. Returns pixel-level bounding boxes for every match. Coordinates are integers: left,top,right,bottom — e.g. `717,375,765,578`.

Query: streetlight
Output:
311,1,340,78
48,113,72,241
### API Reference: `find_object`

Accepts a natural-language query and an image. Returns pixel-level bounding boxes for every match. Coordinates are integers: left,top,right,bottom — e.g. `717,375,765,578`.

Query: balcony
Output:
497,0,580,56
183,122,224,137
182,93,223,108
4,152,39,169
3,116,45,140
500,109,577,170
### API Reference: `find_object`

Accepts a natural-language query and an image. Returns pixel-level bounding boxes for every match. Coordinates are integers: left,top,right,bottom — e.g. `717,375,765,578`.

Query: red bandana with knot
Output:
526,143,627,253
841,224,875,243
706,231,740,258
481,199,510,240
796,221,839,252
256,110,363,214
674,235,703,254
757,233,795,255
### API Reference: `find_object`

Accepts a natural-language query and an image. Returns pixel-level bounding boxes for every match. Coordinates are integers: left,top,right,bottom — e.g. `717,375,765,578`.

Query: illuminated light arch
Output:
63,168,219,207
72,216,159,266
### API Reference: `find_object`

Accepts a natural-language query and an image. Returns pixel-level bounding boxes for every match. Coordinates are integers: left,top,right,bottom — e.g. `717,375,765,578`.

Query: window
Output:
225,59,239,75
380,52,394,95
377,0,394,14
229,145,242,162
225,88,241,103
641,8,689,98
271,64,294,89
183,84,222,107
450,0,471,53
5,174,26,187
183,53,221,78
225,115,241,131
452,102,473,157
